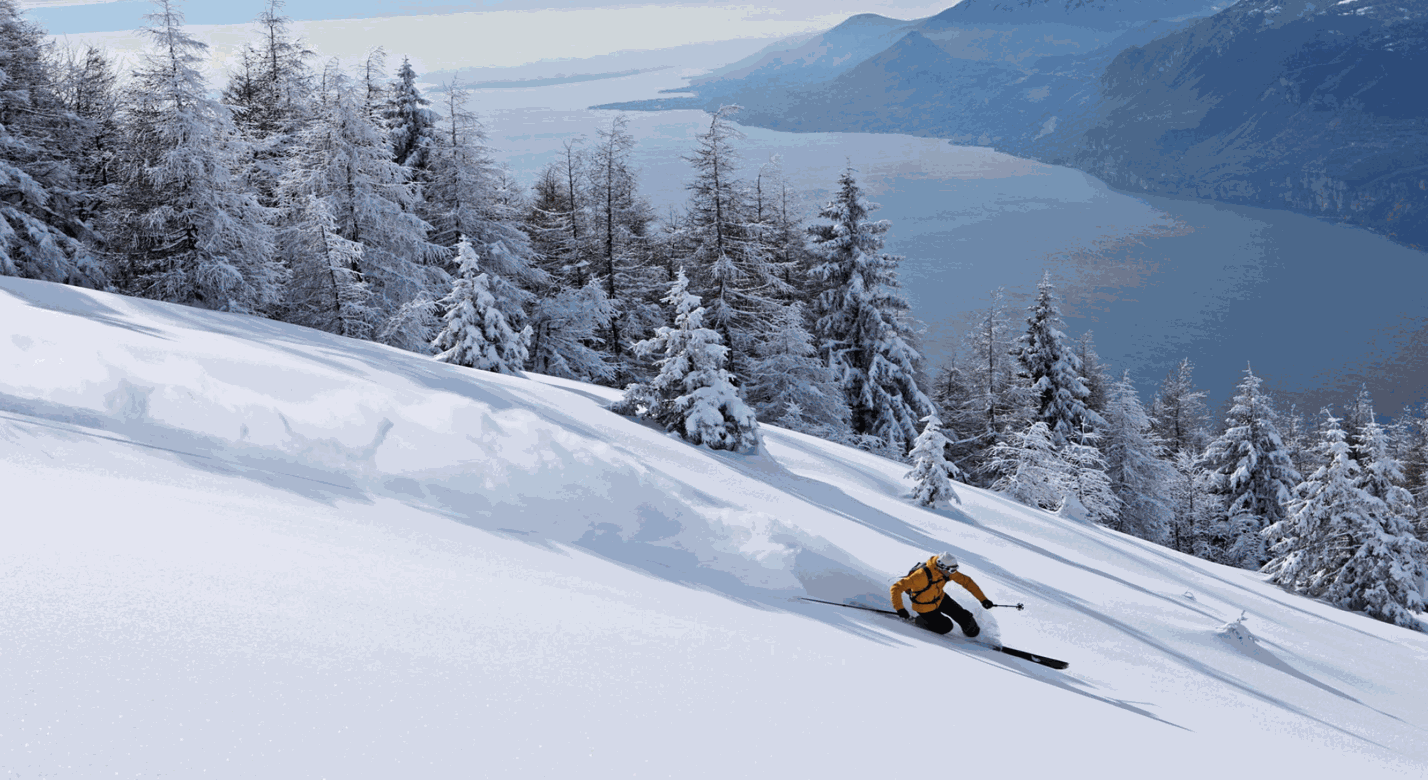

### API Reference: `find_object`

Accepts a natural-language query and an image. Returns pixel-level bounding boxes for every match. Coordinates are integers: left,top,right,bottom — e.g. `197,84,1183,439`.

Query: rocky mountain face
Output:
601,0,1428,247
1068,0,1428,247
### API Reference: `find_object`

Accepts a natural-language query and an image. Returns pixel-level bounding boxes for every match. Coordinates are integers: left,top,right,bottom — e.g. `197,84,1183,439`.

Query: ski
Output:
797,597,1070,670
992,645,1069,670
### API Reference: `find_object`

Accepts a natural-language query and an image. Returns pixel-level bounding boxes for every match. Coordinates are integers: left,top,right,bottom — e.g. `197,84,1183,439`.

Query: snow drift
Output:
2,276,1426,778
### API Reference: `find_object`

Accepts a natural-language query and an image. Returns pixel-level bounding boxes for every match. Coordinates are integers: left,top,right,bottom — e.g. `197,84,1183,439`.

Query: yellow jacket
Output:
890,556,988,614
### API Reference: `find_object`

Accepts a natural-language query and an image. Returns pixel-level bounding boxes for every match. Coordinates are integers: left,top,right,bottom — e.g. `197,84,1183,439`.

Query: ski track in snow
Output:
2,276,1427,778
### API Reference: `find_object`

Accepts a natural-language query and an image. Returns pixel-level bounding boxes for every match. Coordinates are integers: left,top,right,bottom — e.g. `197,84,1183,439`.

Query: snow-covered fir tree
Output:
276,70,443,350
742,301,850,438
1265,410,1427,629
1016,272,1100,447
0,1,106,288
1265,412,1369,595
432,237,529,375
384,57,437,171
1102,372,1173,543
1150,358,1210,457
1198,365,1301,569
1348,415,1428,628
108,0,281,313
988,421,1072,513
1355,415,1420,537
1062,432,1121,525
807,164,933,456
906,414,961,507
681,105,786,374
620,269,760,452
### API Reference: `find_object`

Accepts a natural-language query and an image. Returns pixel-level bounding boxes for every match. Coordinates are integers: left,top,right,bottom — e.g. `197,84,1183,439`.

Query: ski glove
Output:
981,600,995,610
896,608,911,619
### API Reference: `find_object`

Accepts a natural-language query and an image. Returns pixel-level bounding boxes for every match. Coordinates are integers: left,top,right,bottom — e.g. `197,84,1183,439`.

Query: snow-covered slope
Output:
3,276,1426,778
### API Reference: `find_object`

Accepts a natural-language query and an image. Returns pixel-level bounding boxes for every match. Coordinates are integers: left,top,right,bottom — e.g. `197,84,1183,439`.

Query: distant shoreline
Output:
459,66,673,90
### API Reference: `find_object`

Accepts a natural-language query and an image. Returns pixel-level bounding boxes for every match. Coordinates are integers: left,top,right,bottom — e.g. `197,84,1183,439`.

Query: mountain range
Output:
603,0,1428,248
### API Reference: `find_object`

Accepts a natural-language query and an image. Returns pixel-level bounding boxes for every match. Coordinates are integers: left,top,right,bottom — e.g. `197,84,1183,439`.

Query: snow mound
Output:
1217,611,1258,648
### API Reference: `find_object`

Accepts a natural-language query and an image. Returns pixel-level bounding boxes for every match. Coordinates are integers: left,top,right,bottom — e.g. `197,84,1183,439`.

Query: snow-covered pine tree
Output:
282,194,379,339
49,44,121,206
384,57,437,171
906,414,961,507
1342,386,1381,467
928,358,979,471
1346,416,1428,627
1265,410,1427,629
432,237,529,375
1198,365,1301,569
743,301,850,438
1149,358,1211,553
682,105,786,375
1164,449,1217,555
622,269,760,452
276,69,444,349
1264,410,1369,595
422,80,541,338
1016,272,1100,448
524,161,584,287
1395,407,1428,534
585,115,662,380
1074,330,1111,427
1149,358,1210,457
959,287,1031,484
807,164,933,456
1277,403,1315,485
1103,372,1173,543
359,47,388,121
0,1,106,288
1356,413,1420,531
108,0,281,313
751,155,810,302
988,421,1071,512
526,279,615,382
1062,431,1121,525
221,0,315,208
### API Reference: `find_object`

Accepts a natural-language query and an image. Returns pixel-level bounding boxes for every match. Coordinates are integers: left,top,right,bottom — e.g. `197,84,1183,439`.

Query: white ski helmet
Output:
936,552,959,573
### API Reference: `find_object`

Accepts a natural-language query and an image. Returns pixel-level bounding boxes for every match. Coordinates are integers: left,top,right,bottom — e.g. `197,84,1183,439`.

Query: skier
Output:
891,552,995,638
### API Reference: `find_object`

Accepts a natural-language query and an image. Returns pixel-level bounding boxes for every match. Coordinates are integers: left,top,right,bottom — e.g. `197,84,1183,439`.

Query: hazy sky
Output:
28,1,957,75
24,1,956,34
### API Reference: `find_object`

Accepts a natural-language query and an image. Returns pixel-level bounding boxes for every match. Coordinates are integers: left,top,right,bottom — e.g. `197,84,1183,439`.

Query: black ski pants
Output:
914,594,980,638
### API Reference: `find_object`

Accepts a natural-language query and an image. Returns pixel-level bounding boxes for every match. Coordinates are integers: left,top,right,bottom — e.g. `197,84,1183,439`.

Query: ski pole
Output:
987,602,1025,610
797,597,901,615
